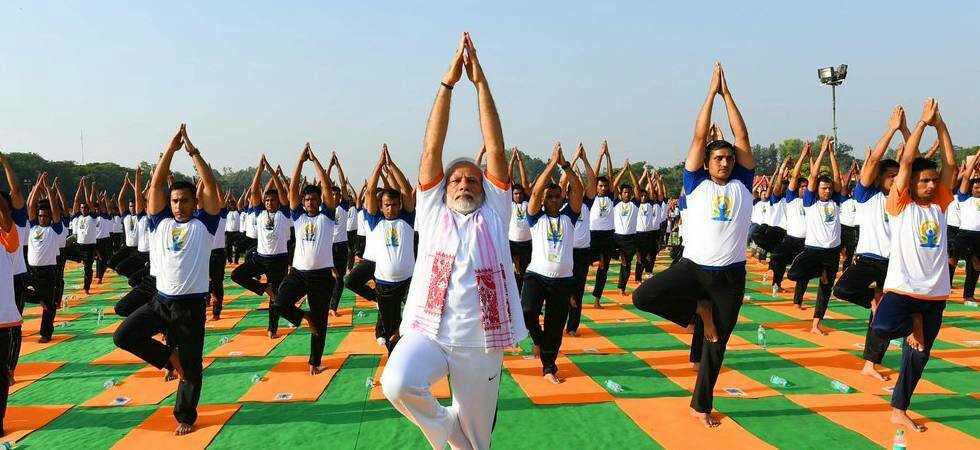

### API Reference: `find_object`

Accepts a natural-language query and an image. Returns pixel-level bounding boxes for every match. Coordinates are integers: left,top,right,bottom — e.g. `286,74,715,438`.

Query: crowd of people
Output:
0,32,968,447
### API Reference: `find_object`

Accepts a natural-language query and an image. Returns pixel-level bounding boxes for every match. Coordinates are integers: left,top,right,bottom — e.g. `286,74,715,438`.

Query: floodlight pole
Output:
831,83,838,154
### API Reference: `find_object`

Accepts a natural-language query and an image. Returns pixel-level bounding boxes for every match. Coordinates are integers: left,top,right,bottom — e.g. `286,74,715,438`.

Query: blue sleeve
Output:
768,192,784,204
365,211,382,231
148,208,174,232
678,195,687,210
279,206,290,216
339,199,351,210
29,219,38,227
319,204,336,222
785,189,798,202
526,209,545,228
731,163,755,192
101,213,111,220
853,182,879,203
138,212,146,219
582,196,594,208
957,191,970,202
11,207,27,227
832,192,846,204
682,168,709,195
290,207,305,221
195,210,221,235
398,210,415,227
51,222,63,234
631,199,641,207
801,189,817,207
560,205,580,223
220,208,229,219
62,217,70,227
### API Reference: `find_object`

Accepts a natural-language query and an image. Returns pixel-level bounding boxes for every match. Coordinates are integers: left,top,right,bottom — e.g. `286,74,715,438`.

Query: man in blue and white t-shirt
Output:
26,175,65,343
633,64,754,428
564,144,597,337
521,144,583,383
274,145,338,374
786,136,843,335
364,148,416,354
112,125,221,436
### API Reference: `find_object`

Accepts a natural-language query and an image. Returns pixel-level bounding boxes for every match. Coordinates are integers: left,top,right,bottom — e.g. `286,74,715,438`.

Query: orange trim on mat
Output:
239,354,348,403
10,362,65,394
767,347,951,395
19,334,73,357
83,359,216,407
560,324,626,355
335,325,385,355
111,404,241,450
206,327,294,358
0,405,73,444
634,350,780,399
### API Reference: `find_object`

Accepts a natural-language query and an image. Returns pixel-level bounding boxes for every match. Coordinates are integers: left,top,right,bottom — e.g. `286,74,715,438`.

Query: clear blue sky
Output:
2,1,978,181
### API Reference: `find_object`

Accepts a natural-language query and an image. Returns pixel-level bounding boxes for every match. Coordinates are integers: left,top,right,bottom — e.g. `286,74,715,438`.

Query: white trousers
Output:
381,332,504,450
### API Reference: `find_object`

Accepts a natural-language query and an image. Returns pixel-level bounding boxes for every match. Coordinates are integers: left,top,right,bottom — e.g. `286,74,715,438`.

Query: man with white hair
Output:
381,32,527,450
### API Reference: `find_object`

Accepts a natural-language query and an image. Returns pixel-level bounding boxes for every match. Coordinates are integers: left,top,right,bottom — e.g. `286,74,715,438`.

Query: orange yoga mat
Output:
929,349,980,371
617,397,776,449
82,359,216,407
754,301,850,321
0,405,73,444
580,302,645,324
92,335,166,365
335,325,385,355
10,362,65,394
370,354,451,401
111,404,241,450
23,305,43,317
355,296,376,309
559,324,626,355
219,292,243,306
19,334,74,357
634,350,780,399
204,309,251,331
503,355,613,405
601,290,632,305
943,309,980,318
763,321,867,350
936,325,980,347
94,320,126,335
206,327,294,358
786,393,978,449
239,354,348,403
767,347,951,395
652,322,758,351
21,313,84,337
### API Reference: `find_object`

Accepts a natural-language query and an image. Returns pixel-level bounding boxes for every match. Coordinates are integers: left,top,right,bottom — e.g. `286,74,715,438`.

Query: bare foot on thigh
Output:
861,361,890,381
890,408,926,432
907,313,925,352
696,301,719,343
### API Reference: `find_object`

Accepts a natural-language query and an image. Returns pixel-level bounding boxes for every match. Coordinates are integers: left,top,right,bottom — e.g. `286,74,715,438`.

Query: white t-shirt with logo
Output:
681,165,754,268
74,213,99,244
225,210,240,232
854,182,890,259
526,206,579,279
346,205,358,232
839,197,858,227
636,201,656,233
28,222,64,267
509,201,531,242
367,210,416,283
290,205,336,271
802,189,843,249
767,194,786,228
955,191,980,232
784,190,807,239
613,199,640,235
882,188,953,300
572,198,592,249
97,214,112,239
123,214,139,247
253,207,291,257
333,200,349,244
589,195,615,231
148,208,220,299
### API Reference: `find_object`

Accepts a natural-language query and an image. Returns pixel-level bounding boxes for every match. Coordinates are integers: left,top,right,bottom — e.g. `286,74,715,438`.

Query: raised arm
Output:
788,143,810,193
364,151,385,215
527,144,562,216
686,65,721,171
117,172,130,216
932,102,956,189
463,33,507,183
959,148,980,195
309,148,337,211
43,175,59,222
148,126,184,215
249,156,265,208
515,149,528,188
27,175,43,222
718,65,754,170
134,168,145,215
419,33,465,187
385,146,416,212
890,100,934,206
862,106,906,188
828,137,841,192
808,137,830,192
289,144,309,211
0,153,25,209
575,143,598,198
181,126,219,215
564,154,584,214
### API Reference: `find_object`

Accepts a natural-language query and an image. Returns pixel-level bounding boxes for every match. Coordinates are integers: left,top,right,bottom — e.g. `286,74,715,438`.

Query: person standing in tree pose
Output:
565,143,597,337
25,174,64,344
589,141,615,307
382,33,527,450
113,124,221,435
632,63,754,428
871,98,956,433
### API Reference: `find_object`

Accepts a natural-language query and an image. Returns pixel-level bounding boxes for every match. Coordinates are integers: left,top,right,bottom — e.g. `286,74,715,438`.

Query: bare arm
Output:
788,143,810,193
463,33,507,184
527,144,562,216
249,156,265,208
576,144,598,199
385,148,415,212
134,169,144,215
808,138,829,193
862,106,906,188
289,144,309,211
148,126,184,215
181,126,219,215
0,153,25,209
685,64,721,172
419,34,465,188
828,138,841,192
718,65,754,169
309,150,336,211
364,152,385,216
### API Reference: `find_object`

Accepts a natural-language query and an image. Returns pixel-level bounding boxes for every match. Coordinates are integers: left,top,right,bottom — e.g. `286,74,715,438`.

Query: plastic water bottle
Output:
219,336,230,345
830,380,852,393
365,376,374,388
97,307,104,324
103,378,119,389
250,374,262,384
604,379,624,393
743,294,751,302
965,300,978,307
893,429,907,450
771,285,778,297
1,441,13,450
59,321,72,328
769,375,789,388
356,310,366,319
757,325,767,349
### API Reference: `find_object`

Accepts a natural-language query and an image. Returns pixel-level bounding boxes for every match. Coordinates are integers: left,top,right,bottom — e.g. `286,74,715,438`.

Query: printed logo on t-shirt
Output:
711,195,733,222
385,226,400,248
78,220,87,230
514,204,526,222
264,212,276,230
169,224,189,252
597,198,609,217
640,204,649,216
546,218,564,246
619,204,632,218
822,203,836,222
302,222,317,242
31,228,45,244
919,219,940,248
